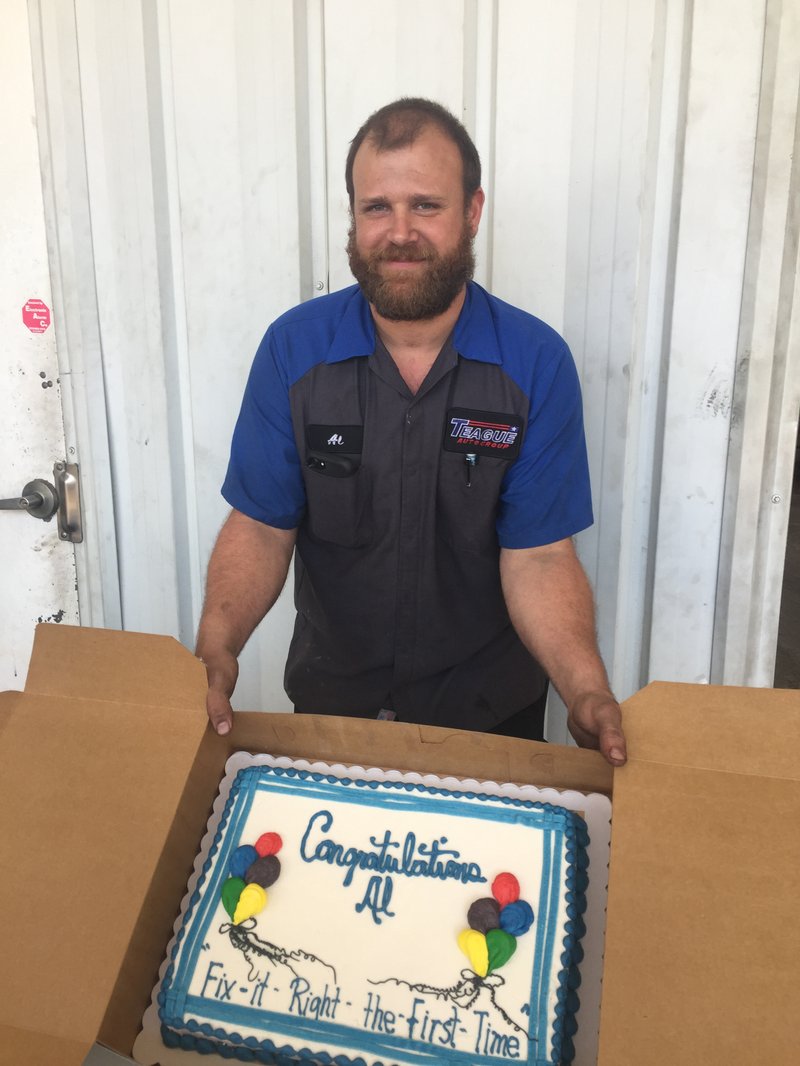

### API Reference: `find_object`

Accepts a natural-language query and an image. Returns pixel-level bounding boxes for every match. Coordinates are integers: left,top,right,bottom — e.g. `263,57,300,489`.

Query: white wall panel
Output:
713,0,800,685
164,0,304,707
649,0,767,682
561,1,659,682
491,2,578,326
75,0,182,637
324,0,470,292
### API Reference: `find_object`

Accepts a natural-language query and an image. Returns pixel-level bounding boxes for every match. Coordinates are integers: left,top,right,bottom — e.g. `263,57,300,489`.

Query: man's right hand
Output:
194,511,298,737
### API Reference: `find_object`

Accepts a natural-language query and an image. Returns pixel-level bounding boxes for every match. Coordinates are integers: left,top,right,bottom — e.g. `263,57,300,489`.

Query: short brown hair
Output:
345,97,482,207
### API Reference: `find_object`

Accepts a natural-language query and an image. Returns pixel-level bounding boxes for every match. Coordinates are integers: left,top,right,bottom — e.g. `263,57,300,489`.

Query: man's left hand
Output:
567,690,627,767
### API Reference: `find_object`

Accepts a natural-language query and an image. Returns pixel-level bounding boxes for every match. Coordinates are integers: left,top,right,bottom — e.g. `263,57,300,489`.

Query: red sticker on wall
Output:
22,298,51,334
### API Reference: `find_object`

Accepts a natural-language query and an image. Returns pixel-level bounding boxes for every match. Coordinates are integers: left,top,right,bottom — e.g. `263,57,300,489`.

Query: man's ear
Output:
467,187,485,236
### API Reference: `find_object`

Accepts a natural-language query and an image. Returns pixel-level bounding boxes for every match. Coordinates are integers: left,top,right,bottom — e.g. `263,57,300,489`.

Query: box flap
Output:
0,1024,88,1066
24,623,207,710
598,682,800,1064
0,638,208,1061
617,680,800,778
222,710,615,796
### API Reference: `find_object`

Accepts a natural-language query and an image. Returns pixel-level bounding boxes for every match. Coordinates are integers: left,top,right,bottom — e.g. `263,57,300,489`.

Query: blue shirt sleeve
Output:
496,339,593,549
221,327,306,529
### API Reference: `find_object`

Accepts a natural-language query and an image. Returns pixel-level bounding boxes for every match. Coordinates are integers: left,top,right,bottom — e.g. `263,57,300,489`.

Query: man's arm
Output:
195,509,297,735
499,538,627,766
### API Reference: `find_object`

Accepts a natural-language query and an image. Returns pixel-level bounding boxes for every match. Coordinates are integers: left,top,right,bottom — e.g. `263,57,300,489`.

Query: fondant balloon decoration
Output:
458,871,534,975
233,882,267,925
457,928,490,977
220,831,283,923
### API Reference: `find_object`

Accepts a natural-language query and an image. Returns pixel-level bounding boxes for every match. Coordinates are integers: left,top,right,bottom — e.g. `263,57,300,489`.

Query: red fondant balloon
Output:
255,832,283,857
492,872,520,908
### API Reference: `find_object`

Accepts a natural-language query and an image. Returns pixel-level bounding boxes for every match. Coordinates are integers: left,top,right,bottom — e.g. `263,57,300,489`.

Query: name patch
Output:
443,408,523,459
307,425,364,453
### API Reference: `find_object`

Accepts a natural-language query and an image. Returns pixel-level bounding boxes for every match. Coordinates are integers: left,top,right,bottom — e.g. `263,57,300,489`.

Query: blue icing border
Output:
159,765,589,1066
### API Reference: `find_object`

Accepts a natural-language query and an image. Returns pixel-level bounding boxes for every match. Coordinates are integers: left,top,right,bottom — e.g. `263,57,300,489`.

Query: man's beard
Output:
346,221,475,321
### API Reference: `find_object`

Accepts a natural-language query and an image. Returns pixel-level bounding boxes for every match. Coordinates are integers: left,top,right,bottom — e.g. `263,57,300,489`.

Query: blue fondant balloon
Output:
499,899,534,936
230,844,258,879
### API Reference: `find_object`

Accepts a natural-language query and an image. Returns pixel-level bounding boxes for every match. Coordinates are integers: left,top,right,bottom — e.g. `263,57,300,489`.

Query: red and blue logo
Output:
443,408,523,459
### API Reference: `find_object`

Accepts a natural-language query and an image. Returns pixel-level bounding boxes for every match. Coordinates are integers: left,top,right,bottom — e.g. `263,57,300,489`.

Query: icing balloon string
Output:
367,973,482,1003
479,981,532,1040
368,973,532,1041
225,921,338,986
220,917,258,934
458,871,535,978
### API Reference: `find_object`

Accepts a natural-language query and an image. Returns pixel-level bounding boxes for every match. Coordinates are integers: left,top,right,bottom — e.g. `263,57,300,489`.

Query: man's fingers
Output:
589,701,627,766
599,723,627,766
567,717,600,750
568,693,627,767
207,689,234,736
197,651,238,736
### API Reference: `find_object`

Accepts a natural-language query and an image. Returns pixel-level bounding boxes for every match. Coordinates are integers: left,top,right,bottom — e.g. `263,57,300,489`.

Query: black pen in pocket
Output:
464,453,478,486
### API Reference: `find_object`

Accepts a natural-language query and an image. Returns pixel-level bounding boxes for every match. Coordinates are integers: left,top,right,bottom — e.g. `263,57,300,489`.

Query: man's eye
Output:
363,203,388,213
415,202,440,212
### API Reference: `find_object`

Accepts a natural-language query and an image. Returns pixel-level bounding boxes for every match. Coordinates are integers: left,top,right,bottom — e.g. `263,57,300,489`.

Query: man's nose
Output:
387,208,417,244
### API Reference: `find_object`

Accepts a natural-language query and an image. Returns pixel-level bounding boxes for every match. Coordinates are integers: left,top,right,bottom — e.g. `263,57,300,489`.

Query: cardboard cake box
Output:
0,624,798,1066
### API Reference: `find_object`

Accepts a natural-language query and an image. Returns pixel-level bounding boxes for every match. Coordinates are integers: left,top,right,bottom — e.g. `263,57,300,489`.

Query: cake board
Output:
134,753,611,1066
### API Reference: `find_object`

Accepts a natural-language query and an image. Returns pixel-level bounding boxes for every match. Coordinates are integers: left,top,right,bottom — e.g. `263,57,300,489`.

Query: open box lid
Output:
598,681,800,1064
0,626,210,1065
0,624,615,1065
12,625,798,1064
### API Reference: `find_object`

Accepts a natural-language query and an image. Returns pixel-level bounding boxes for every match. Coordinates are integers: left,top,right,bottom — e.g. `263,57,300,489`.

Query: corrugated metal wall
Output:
29,0,800,734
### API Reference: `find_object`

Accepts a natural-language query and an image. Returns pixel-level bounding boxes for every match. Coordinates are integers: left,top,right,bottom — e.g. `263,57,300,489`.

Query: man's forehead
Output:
352,126,463,184
356,123,459,163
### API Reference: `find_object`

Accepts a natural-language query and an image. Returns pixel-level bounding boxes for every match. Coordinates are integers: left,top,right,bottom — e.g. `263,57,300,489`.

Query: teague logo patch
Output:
443,408,523,460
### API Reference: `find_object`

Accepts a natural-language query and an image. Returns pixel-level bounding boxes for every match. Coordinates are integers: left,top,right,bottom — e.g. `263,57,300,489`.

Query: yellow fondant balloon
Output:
458,928,489,977
233,882,267,924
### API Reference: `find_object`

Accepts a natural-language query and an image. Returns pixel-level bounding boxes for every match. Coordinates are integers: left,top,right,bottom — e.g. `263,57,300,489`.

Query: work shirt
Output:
223,282,593,729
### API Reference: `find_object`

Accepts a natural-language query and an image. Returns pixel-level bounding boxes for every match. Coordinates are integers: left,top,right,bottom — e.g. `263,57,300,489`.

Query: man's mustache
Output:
374,247,434,263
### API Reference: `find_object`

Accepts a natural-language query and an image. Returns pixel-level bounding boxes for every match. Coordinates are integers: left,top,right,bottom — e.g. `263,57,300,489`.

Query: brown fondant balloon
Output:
467,897,501,933
245,854,281,888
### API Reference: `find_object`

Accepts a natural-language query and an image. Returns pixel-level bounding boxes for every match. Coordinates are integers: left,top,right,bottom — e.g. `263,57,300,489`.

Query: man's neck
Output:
371,285,467,356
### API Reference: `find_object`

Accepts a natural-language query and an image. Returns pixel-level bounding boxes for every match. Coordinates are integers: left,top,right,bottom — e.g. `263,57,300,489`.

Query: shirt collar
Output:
325,281,501,365
326,286,376,363
452,281,502,364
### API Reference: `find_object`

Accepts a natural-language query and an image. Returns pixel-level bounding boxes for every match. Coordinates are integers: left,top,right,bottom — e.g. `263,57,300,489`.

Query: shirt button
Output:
406,412,413,425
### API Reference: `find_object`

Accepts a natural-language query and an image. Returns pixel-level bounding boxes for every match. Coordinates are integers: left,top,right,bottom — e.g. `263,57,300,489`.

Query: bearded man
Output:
197,98,626,765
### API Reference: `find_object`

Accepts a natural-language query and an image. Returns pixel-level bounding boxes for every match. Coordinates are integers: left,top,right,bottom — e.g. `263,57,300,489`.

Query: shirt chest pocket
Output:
303,453,372,548
437,451,508,555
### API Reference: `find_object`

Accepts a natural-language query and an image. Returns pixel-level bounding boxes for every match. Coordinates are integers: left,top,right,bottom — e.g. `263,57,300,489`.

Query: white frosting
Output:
156,754,602,1066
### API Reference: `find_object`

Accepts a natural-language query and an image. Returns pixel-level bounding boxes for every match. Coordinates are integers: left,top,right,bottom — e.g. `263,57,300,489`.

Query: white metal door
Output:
0,0,79,689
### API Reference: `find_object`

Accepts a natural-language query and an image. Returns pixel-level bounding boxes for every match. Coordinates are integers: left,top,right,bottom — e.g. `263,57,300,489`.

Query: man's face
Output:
347,125,484,321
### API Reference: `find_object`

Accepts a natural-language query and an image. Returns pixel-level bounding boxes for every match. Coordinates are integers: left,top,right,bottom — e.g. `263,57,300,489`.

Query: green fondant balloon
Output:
486,927,517,972
221,876,246,919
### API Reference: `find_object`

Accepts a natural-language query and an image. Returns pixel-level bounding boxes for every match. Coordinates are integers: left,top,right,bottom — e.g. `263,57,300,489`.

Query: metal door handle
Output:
0,491,43,508
0,463,83,541
0,479,59,518
0,493,41,508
